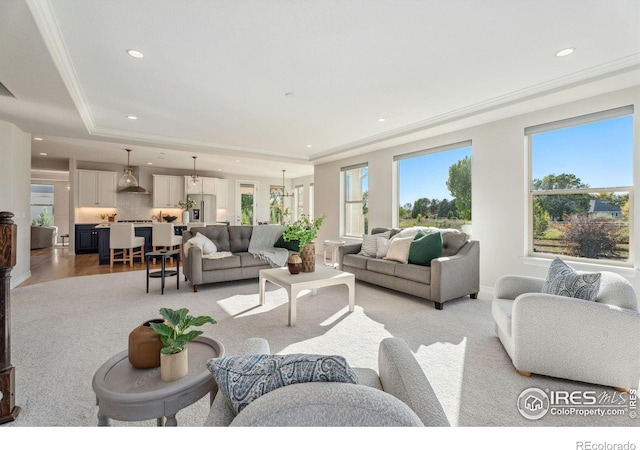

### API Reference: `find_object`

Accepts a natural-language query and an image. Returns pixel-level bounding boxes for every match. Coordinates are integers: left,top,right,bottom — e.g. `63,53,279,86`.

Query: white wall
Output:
0,120,32,287
315,86,640,294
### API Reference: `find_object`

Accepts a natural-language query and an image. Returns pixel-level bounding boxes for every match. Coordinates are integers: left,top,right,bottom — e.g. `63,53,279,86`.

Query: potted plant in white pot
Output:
177,198,196,224
282,213,326,272
150,307,216,381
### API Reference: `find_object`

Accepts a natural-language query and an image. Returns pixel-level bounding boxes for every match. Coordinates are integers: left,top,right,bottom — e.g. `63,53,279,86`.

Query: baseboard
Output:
10,271,31,289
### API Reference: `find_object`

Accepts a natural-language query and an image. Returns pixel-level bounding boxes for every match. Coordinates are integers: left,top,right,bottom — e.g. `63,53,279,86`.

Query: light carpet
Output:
3,269,638,430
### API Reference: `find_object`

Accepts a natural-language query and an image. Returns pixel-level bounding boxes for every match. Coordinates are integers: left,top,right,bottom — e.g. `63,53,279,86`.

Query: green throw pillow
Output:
408,230,443,266
274,235,300,252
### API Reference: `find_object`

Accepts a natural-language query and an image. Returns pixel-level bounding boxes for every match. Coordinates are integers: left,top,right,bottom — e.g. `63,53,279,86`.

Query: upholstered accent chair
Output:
30,225,58,249
204,337,450,427
492,270,640,391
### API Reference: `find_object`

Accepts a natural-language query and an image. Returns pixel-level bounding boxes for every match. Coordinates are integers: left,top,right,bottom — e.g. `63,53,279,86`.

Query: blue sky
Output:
398,114,633,207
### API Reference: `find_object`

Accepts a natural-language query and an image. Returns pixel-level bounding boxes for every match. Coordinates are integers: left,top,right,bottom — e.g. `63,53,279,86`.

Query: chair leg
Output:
110,248,114,268
517,370,532,377
614,387,629,393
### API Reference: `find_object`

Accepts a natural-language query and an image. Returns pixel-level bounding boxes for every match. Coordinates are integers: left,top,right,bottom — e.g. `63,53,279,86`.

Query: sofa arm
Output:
512,293,640,388
494,275,545,300
338,242,362,270
430,240,479,303
377,338,450,426
184,246,203,286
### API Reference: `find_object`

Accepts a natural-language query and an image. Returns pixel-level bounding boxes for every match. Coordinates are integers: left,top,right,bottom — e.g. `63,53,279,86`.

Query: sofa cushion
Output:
228,226,253,253
441,231,469,257
342,253,369,270
237,252,270,268
192,225,231,252
230,382,423,427
408,230,443,266
359,231,390,257
395,263,431,284
542,257,601,301
367,258,397,276
207,353,359,414
274,235,300,252
202,254,242,270
384,236,413,264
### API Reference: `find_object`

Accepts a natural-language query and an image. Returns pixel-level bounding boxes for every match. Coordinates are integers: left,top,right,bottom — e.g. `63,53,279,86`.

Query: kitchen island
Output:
95,223,186,265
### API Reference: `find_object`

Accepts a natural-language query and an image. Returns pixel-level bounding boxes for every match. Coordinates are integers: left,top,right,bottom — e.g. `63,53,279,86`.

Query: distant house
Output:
589,199,622,219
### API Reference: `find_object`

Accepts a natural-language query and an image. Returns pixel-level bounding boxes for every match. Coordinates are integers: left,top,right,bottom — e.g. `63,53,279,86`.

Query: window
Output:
31,184,54,226
294,185,304,221
528,106,634,264
309,183,314,220
269,185,284,224
396,141,472,230
342,164,368,237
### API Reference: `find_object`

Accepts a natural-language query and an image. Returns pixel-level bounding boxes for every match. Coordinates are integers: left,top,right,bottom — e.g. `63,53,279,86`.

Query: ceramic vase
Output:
300,243,315,272
287,254,302,274
128,318,164,369
182,210,189,225
160,348,189,382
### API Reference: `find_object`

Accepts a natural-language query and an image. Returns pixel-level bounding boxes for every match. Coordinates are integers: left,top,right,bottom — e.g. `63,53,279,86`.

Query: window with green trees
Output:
396,142,472,230
528,106,633,264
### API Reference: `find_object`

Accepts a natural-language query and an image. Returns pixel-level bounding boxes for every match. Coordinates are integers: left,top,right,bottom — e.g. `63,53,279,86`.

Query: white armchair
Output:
492,271,640,391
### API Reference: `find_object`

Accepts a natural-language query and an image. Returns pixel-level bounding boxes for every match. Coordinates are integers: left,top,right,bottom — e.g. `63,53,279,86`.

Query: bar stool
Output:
110,223,145,268
152,223,182,263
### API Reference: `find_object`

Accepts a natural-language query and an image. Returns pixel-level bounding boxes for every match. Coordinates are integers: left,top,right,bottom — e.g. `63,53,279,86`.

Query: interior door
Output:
236,181,257,225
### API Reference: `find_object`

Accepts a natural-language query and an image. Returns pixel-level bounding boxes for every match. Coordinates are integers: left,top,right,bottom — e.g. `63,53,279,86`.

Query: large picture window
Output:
528,106,634,264
396,141,472,230
31,184,54,226
342,164,368,237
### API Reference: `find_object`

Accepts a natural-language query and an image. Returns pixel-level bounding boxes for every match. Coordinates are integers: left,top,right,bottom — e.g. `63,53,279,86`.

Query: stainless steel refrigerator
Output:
187,194,217,224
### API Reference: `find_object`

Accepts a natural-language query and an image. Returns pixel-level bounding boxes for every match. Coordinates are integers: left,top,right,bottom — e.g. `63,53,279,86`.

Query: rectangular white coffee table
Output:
259,265,355,326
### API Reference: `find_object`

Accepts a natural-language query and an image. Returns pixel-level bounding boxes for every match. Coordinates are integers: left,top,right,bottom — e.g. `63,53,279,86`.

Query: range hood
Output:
118,166,151,194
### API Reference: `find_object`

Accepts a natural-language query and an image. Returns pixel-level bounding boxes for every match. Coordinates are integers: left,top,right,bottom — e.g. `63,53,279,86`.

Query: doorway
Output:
236,181,258,225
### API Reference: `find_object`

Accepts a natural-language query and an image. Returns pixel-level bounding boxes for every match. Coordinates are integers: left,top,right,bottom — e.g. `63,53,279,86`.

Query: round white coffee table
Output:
92,336,224,426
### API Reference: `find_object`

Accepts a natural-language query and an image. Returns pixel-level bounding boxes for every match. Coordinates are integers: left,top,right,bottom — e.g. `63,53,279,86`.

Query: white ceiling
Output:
1,0,639,180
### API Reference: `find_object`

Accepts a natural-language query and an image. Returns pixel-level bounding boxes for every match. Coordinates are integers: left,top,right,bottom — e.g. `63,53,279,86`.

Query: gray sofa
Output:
204,337,450,426
30,225,58,249
182,225,280,292
339,227,479,310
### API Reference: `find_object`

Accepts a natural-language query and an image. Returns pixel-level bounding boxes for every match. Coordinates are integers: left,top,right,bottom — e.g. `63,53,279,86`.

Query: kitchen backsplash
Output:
76,193,182,223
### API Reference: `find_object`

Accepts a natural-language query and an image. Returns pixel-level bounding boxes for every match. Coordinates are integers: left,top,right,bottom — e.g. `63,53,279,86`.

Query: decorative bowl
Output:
163,215,178,223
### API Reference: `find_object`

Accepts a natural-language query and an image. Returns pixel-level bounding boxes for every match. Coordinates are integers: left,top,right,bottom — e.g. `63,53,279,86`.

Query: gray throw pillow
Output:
541,257,601,301
207,354,359,414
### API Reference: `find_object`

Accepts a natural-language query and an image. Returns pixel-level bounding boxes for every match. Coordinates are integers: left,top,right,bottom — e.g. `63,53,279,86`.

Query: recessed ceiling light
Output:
556,47,575,57
33,137,43,141
39,152,47,156
306,144,313,148
235,160,241,163
127,115,138,120
377,118,387,122
217,169,222,172
147,162,153,165
126,49,144,59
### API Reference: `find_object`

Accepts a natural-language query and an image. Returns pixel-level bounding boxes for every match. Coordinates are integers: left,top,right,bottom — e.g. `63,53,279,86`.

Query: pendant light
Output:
118,149,139,188
190,156,199,186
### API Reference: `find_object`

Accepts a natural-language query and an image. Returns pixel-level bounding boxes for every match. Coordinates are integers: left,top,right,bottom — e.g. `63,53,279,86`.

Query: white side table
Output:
323,240,346,268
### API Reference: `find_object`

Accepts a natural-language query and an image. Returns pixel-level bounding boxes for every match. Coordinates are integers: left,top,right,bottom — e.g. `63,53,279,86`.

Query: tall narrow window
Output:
309,183,314,220
342,164,368,237
294,185,304,221
31,184,54,225
528,106,634,264
396,142,472,230
269,185,285,224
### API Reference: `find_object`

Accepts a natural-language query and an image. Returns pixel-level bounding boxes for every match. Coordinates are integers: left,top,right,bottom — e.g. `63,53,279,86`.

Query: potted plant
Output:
282,213,326,272
150,307,216,381
177,198,196,224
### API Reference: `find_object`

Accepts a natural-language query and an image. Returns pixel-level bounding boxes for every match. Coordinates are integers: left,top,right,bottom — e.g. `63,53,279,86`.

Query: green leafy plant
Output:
33,209,53,226
282,213,326,249
150,307,216,355
177,198,196,210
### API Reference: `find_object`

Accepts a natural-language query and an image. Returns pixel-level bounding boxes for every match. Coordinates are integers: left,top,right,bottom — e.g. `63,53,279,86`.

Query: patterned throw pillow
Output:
359,231,390,257
207,354,359,414
541,257,601,301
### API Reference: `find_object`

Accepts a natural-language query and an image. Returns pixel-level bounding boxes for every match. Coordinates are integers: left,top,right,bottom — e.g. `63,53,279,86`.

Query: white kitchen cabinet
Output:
185,176,202,194
201,177,217,195
214,178,228,208
153,175,185,207
77,170,118,207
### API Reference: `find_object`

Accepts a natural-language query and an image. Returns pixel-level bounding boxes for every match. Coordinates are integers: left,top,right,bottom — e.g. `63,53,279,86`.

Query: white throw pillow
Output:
376,237,390,258
188,232,217,255
383,236,413,264
359,234,379,257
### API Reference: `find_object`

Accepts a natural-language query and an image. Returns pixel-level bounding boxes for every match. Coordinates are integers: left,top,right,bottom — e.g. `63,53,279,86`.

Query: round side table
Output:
92,336,224,426
323,240,346,268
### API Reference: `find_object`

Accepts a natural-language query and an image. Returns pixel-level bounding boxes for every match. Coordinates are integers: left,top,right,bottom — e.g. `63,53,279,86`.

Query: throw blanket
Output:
248,224,289,268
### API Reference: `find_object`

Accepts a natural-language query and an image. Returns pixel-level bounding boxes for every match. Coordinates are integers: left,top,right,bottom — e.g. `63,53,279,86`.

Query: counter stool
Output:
323,240,346,268
110,223,145,268
152,223,182,263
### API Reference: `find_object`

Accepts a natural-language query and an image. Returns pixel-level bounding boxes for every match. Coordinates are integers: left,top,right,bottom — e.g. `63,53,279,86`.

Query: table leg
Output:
161,256,166,295
176,253,180,290
146,256,150,293
288,286,297,327
259,276,267,306
157,417,165,426
97,409,110,426
347,279,355,312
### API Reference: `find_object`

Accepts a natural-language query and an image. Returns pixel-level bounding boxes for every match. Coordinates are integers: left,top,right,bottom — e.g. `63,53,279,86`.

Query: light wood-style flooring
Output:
18,245,175,287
